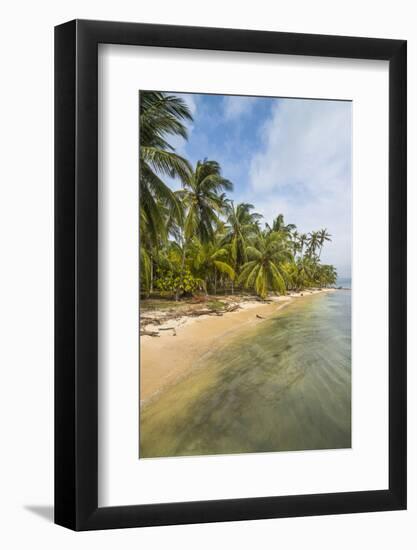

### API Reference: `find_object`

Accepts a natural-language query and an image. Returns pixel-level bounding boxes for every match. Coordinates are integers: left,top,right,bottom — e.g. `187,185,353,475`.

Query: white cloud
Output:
223,95,257,120
248,99,352,276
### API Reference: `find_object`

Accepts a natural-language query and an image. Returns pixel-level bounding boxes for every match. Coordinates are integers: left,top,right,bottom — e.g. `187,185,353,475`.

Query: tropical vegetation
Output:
140,91,337,301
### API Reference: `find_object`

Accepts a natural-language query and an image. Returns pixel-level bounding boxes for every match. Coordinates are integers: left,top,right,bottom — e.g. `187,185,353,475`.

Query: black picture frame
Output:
55,19,407,531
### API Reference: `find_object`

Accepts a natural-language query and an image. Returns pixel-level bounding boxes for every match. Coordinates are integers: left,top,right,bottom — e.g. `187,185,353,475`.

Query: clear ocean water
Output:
140,290,352,458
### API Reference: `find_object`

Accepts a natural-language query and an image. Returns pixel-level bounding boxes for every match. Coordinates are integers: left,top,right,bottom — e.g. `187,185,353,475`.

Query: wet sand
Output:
140,289,335,403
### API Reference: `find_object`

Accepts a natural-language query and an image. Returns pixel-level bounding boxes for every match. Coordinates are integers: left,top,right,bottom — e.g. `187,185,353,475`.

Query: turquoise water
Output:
140,291,351,458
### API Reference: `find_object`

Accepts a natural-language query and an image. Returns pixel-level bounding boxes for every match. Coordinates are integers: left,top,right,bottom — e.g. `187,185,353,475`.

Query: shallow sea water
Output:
140,290,351,458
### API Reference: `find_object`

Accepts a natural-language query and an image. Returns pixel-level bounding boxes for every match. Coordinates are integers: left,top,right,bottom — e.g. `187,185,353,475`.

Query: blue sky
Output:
163,92,352,278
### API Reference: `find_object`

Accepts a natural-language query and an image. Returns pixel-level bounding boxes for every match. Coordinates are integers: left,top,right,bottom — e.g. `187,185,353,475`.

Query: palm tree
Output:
178,159,233,243
298,233,308,256
294,257,315,290
223,201,262,273
307,231,320,258
138,92,340,301
238,232,291,299
172,159,233,298
291,230,300,257
316,264,337,287
266,213,296,235
191,237,235,294
140,244,152,294
139,91,193,246
317,228,332,259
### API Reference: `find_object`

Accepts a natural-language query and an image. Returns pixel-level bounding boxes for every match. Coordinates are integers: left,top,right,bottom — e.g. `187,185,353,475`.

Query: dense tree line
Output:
140,92,337,300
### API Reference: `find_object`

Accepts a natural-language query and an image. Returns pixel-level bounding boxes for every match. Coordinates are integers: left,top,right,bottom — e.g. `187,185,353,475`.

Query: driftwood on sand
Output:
140,330,160,337
140,302,241,336
140,316,162,325
186,308,222,317
159,327,177,336
187,303,241,316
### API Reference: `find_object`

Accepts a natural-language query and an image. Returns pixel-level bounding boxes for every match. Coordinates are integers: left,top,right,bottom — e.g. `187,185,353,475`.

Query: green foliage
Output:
155,268,204,295
190,236,235,293
178,159,233,244
316,264,337,287
139,92,339,300
139,91,193,247
140,245,151,292
238,231,290,298
223,201,262,268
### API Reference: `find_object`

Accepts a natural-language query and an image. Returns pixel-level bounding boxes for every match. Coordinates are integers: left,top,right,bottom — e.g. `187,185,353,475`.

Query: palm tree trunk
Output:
149,253,153,295
175,242,187,302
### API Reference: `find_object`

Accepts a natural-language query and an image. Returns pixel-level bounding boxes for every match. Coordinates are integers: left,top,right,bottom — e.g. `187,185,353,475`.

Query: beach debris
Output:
159,326,177,336
140,330,160,337
256,314,265,319
140,316,162,326
139,300,241,335
190,294,208,303
187,308,223,317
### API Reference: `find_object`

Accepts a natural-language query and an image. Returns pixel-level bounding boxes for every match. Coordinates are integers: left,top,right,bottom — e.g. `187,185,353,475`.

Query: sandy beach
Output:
140,288,336,404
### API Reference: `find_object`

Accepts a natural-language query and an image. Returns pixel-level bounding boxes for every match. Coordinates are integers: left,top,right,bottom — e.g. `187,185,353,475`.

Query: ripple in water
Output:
140,291,351,458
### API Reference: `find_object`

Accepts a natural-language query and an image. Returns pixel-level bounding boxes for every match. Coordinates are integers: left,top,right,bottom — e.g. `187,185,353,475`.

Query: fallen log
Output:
140,330,160,337
158,327,177,336
140,316,162,325
186,309,222,317
140,302,241,327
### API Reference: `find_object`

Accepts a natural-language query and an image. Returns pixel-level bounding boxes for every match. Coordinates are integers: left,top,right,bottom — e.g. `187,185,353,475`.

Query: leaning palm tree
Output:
238,232,291,299
139,91,193,246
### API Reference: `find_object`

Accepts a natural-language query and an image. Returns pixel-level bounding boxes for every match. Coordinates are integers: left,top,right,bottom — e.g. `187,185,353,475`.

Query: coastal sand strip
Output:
140,289,335,404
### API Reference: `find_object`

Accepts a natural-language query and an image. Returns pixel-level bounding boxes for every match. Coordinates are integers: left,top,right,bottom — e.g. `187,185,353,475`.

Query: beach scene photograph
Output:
139,90,352,459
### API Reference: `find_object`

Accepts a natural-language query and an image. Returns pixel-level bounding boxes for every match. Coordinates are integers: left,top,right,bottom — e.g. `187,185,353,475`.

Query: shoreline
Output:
140,288,337,405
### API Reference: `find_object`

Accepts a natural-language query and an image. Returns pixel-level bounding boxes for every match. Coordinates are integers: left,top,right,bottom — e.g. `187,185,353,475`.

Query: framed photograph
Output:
55,20,406,530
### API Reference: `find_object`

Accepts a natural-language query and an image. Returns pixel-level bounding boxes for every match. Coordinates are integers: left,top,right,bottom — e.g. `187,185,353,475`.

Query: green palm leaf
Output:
213,261,235,281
